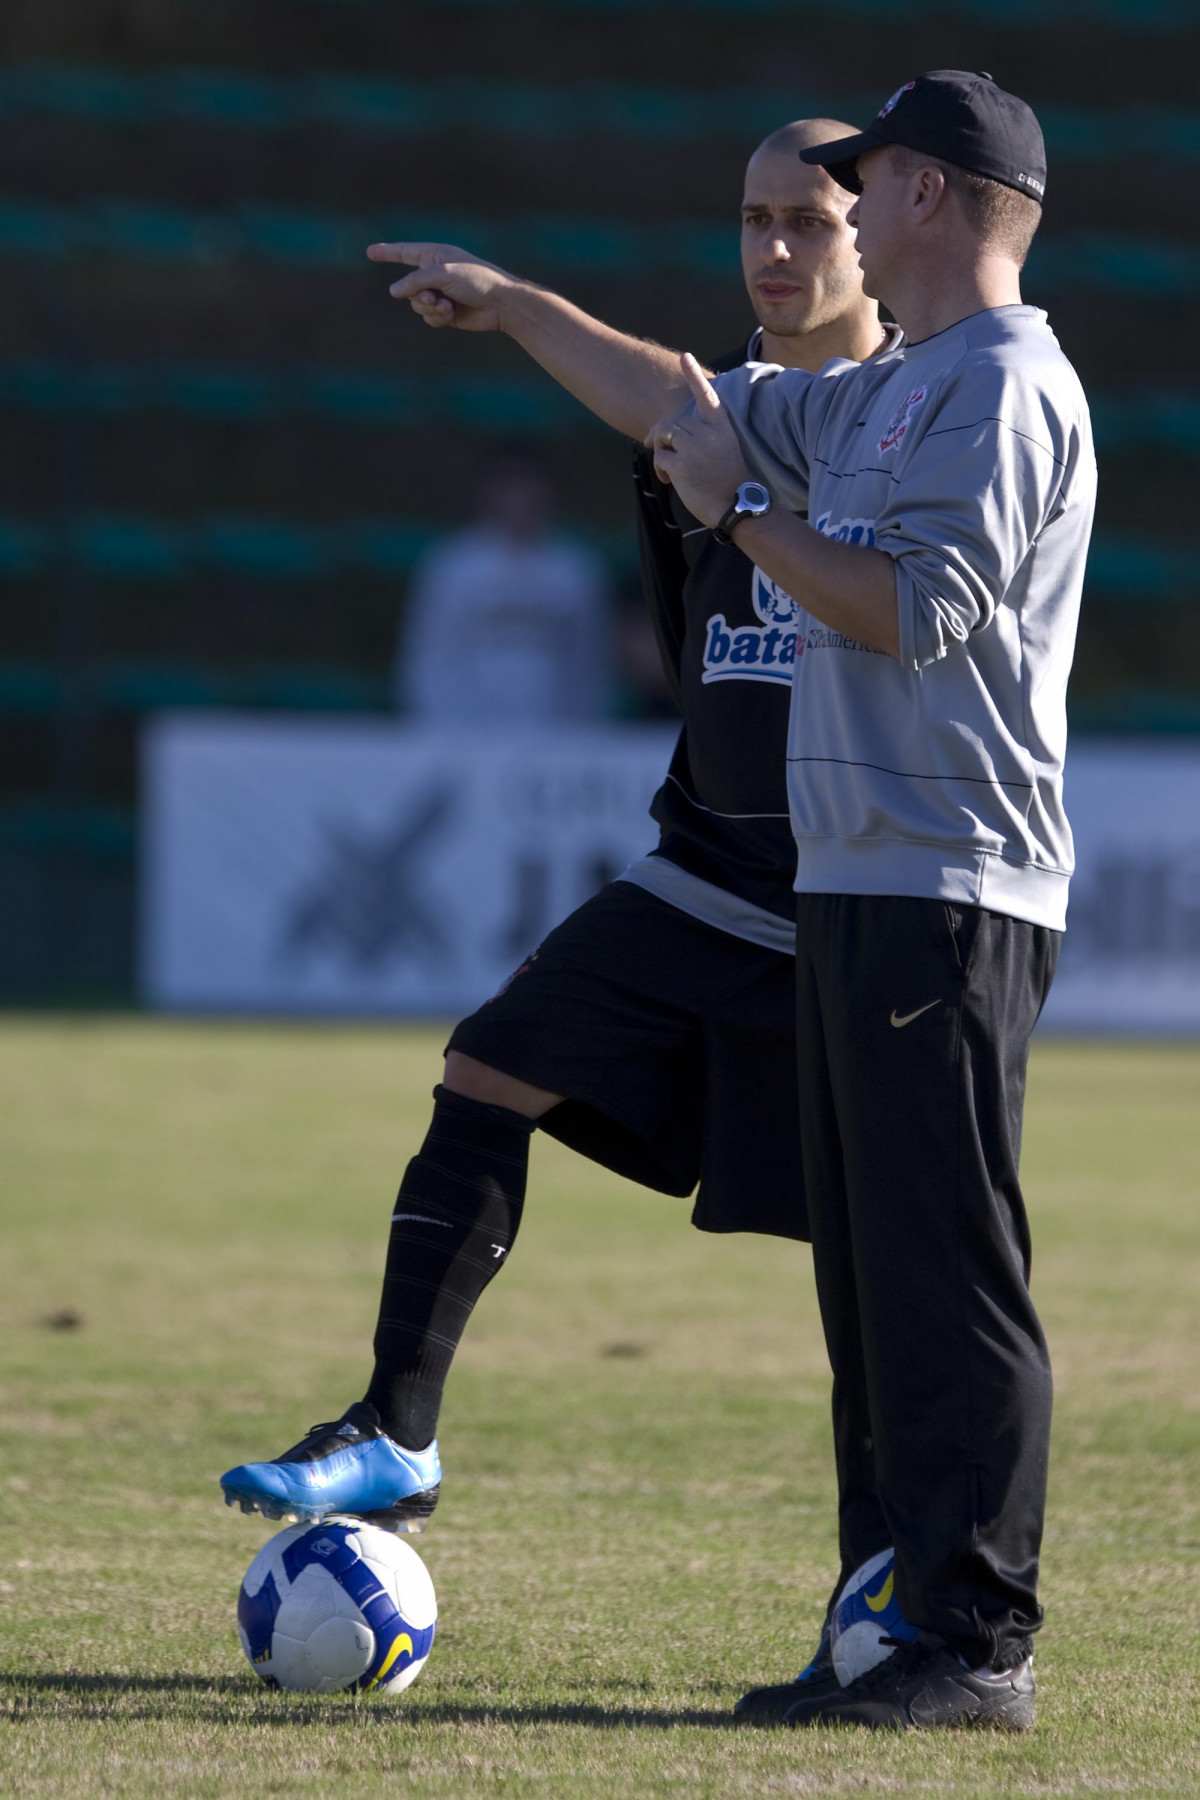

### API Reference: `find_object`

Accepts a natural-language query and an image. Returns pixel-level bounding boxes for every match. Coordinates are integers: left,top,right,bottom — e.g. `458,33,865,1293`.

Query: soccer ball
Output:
829,1546,920,1686
237,1517,436,1695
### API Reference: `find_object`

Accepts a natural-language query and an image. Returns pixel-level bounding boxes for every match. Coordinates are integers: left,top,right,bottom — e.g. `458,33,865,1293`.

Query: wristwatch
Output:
712,480,772,545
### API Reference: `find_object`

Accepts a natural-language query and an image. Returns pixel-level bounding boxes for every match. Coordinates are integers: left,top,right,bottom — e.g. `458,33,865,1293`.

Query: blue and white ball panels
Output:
830,1546,920,1686
238,1517,436,1695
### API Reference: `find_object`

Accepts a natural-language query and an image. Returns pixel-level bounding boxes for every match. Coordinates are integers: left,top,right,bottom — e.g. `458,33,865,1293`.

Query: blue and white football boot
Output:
220,1401,440,1534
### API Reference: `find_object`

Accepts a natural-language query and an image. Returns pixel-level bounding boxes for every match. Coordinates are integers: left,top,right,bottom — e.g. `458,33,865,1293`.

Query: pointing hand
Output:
367,242,513,333
645,354,750,526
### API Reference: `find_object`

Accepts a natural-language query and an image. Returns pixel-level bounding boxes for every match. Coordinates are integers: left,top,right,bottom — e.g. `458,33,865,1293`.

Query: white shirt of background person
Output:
397,453,614,724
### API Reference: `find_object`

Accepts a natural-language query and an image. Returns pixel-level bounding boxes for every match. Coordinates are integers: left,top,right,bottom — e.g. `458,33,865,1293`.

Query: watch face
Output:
740,482,771,511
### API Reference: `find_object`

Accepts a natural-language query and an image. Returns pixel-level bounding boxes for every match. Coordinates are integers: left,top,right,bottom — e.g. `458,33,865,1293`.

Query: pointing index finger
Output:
366,242,423,265
680,351,721,414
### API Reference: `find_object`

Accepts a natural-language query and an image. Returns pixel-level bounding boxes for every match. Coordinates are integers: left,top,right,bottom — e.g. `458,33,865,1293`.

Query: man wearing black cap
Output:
372,70,1095,1732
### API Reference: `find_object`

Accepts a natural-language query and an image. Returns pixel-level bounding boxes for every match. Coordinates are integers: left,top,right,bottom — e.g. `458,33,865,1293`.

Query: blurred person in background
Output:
397,444,614,723
612,579,681,719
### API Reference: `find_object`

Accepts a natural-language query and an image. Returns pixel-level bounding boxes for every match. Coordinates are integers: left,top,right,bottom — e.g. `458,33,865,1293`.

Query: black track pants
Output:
794,893,1059,1666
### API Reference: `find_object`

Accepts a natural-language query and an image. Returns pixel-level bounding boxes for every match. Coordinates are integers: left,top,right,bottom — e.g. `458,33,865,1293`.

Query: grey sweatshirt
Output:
711,304,1096,931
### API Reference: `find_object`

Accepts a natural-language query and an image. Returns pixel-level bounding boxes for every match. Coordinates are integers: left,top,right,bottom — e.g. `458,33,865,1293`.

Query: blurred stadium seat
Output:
0,2,1196,998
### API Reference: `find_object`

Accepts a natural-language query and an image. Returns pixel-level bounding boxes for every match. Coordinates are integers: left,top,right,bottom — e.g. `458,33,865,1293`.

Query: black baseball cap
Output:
798,70,1046,204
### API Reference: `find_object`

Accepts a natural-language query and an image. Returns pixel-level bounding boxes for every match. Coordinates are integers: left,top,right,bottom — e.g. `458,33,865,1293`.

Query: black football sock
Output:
363,1084,535,1449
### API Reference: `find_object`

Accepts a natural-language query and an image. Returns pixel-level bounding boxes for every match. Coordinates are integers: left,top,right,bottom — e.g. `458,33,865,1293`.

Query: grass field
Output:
0,1020,1197,1798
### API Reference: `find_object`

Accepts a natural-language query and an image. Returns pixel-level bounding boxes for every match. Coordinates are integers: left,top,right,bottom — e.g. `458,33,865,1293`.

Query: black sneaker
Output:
783,1635,1036,1731
734,1622,843,1725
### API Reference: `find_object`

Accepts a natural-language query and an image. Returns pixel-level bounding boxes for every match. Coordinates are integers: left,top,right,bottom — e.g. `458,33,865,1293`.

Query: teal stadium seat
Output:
2,62,1199,160
2,11,1195,1001
0,357,1193,454
0,193,1194,296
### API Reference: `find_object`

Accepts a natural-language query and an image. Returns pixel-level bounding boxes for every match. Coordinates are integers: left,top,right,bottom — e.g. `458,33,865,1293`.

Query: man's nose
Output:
846,200,860,229
766,237,790,264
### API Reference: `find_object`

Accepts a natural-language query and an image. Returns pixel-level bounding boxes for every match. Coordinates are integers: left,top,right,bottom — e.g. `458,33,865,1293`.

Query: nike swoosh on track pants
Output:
794,892,1059,1670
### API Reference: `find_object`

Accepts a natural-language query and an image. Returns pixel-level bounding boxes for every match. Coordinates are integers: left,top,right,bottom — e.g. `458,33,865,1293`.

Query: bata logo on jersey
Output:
701,566,801,686
877,81,916,121
878,384,927,453
813,513,877,549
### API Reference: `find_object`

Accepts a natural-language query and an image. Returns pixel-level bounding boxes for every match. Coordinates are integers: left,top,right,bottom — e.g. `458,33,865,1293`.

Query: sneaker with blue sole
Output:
220,1401,440,1534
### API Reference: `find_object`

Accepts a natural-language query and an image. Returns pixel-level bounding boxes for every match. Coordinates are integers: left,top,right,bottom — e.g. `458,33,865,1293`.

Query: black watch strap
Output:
712,480,771,546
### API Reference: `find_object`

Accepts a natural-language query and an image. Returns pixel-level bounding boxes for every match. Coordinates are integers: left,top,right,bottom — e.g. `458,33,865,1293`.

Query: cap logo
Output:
1016,172,1045,197
876,81,916,121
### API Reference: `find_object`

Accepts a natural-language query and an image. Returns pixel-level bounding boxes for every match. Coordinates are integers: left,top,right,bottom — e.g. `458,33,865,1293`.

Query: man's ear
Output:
914,165,948,222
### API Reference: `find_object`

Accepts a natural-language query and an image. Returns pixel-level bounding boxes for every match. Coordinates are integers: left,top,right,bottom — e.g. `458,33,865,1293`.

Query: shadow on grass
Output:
408,1702,733,1731
0,1673,736,1731
3,1673,241,1695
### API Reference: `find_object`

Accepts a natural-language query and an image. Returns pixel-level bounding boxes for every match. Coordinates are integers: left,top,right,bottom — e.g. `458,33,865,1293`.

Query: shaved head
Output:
753,117,861,163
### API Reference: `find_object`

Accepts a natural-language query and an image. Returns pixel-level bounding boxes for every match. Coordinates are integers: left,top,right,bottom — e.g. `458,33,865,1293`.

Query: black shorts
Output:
447,880,806,1241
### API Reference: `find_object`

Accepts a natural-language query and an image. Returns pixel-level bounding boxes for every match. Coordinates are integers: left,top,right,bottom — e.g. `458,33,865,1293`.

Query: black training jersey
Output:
633,330,798,921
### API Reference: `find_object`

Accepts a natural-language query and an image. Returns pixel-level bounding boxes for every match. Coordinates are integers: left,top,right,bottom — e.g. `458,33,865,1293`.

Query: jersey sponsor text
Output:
701,565,800,686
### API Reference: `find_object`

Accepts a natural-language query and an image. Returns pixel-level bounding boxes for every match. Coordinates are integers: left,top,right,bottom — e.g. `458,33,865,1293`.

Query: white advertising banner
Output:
1041,742,1200,1033
142,722,1200,1032
141,715,676,1016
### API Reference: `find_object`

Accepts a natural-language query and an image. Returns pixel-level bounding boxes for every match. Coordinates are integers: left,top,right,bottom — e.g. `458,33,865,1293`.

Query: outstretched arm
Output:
367,241,694,441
